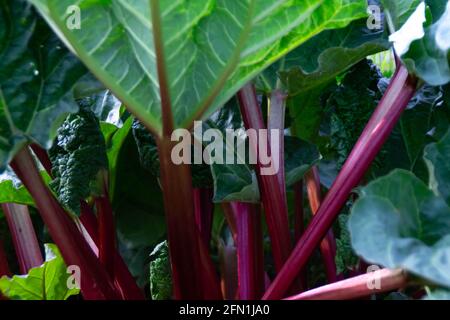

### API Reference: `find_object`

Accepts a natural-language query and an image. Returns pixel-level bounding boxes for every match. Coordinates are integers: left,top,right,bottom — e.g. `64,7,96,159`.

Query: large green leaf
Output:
349,170,450,288
0,168,51,213
260,17,389,142
0,0,90,171
280,19,390,97
349,130,450,288
0,244,80,300
30,0,368,136
424,129,450,206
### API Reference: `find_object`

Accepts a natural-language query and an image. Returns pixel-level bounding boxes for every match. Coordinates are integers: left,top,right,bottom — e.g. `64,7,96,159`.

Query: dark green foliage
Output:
49,101,108,215
132,119,213,188
335,213,359,274
149,241,172,300
325,59,383,169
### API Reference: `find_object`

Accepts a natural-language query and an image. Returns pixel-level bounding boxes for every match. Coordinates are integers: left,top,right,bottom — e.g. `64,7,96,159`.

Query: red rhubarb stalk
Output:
218,239,238,300
231,202,265,300
193,188,214,246
305,167,337,283
95,173,116,278
2,203,43,273
293,181,307,290
11,147,119,300
263,65,418,299
237,84,292,273
285,269,408,300
0,239,11,277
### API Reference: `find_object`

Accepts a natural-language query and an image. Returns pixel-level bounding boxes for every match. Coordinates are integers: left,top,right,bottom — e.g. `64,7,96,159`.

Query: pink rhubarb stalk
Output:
193,188,214,246
231,202,265,300
237,84,292,273
2,203,43,273
285,269,408,300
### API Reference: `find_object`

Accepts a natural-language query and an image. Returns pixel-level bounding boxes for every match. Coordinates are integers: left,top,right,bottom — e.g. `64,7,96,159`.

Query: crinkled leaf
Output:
49,104,108,215
0,244,80,300
30,0,367,136
326,59,383,169
349,168,450,288
0,0,90,172
335,214,359,274
149,241,172,300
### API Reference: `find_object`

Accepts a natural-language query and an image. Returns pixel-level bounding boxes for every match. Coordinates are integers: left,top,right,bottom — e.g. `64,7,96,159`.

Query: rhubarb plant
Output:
1,0,450,302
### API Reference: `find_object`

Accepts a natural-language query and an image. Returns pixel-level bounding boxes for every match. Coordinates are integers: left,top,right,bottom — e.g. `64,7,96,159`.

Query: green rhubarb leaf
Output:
284,136,321,187
30,0,367,136
149,241,172,300
381,0,423,31
349,130,450,290
49,102,108,215
132,119,213,189
0,168,51,210
424,129,450,206
0,244,80,300
113,130,165,248
326,59,383,169
280,19,389,97
0,0,91,172
202,97,259,203
390,1,450,86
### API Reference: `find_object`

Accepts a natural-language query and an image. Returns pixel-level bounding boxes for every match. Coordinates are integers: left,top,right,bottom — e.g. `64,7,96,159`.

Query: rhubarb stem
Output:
157,138,222,299
11,147,119,300
285,269,408,300
2,203,43,273
193,188,214,246
305,167,337,283
231,202,265,300
237,84,292,273
79,203,145,300
263,65,418,299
